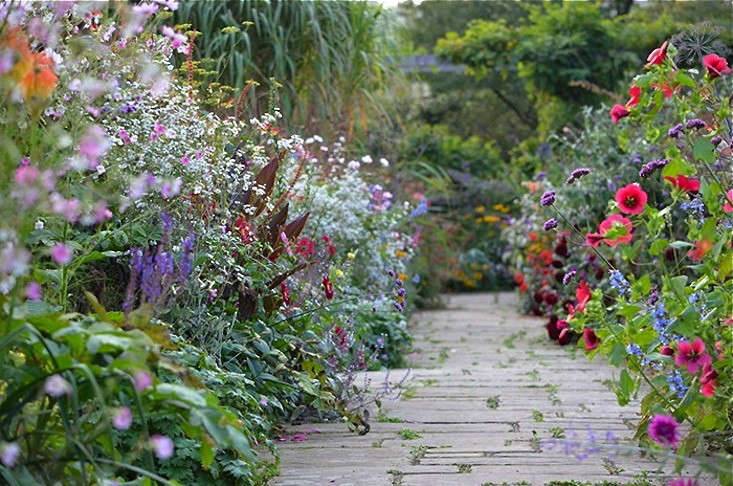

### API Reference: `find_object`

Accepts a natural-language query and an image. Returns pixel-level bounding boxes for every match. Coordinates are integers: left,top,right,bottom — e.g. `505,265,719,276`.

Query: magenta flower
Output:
160,178,182,199
112,407,133,430
50,194,81,223
668,478,699,486
648,414,680,448
50,244,73,265
24,282,42,300
149,121,167,141
44,374,71,397
118,128,132,145
93,201,113,224
14,165,40,186
674,338,711,374
150,435,174,460
0,442,20,468
133,370,153,392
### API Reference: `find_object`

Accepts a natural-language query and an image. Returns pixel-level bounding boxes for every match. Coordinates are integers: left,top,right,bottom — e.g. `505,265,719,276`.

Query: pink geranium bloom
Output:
702,53,731,78
615,183,648,215
645,41,668,67
610,104,630,124
648,414,680,448
674,338,711,374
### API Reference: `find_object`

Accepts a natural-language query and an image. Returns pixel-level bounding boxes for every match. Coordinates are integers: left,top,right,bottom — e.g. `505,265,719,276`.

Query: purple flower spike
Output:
566,167,591,184
543,218,558,231
639,158,668,178
685,118,706,130
540,190,556,207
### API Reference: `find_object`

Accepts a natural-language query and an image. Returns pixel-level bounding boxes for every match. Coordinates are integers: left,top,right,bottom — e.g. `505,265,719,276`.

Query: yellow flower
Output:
493,203,509,213
347,251,356,260
475,205,485,214
483,215,500,223
334,269,344,278
395,249,408,258
398,272,408,282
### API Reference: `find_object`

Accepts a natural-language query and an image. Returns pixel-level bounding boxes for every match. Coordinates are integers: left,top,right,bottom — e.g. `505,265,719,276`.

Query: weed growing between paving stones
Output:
397,428,422,440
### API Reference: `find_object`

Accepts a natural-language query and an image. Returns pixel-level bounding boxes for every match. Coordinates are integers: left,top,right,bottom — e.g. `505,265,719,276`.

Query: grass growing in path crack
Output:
532,409,544,422
456,463,473,473
398,428,422,440
408,445,427,465
387,469,404,486
549,426,565,438
376,411,405,423
485,395,501,409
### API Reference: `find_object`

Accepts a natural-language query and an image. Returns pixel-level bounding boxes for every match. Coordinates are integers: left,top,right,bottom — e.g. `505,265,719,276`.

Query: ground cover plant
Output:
0,2,416,483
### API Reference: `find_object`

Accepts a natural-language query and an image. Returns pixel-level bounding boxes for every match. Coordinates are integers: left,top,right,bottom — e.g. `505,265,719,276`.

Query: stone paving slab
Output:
273,293,717,486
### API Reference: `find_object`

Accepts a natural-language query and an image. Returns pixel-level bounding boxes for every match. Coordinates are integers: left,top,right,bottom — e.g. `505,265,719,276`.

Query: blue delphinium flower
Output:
652,301,671,343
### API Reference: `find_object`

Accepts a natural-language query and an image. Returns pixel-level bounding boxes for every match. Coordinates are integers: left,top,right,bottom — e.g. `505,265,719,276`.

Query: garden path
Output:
273,293,709,486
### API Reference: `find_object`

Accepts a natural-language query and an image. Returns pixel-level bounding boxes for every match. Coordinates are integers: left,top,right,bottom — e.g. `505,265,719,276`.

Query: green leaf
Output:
649,239,668,256
153,384,207,407
692,138,715,164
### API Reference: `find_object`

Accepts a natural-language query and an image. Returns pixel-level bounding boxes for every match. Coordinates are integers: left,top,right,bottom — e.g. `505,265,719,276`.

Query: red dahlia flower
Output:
582,328,599,351
664,175,700,193
645,41,668,67
610,104,630,124
702,53,731,78
674,338,711,374
615,183,648,215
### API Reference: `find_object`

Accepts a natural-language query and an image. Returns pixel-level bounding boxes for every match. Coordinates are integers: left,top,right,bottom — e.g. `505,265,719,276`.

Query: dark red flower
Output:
702,53,731,78
322,275,334,300
664,175,700,193
615,183,648,215
322,235,337,257
234,215,254,244
280,281,291,306
546,315,561,340
582,328,599,351
543,292,559,306
660,345,674,356
557,325,572,346
610,104,630,124
295,237,316,258
674,338,711,374
645,41,668,67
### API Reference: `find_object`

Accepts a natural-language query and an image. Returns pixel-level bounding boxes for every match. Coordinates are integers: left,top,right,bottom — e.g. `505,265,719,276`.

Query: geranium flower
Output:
723,189,733,213
664,175,700,193
687,240,712,262
699,361,717,398
615,183,648,215
610,104,630,124
674,338,711,374
626,85,641,107
648,414,680,447
586,214,633,248
582,328,599,351
702,53,731,78
645,41,668,67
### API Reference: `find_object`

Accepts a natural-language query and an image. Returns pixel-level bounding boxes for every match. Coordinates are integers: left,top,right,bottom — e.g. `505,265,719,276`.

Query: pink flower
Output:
93,201,113,224
648,414,680,447
723,189,733,213
50,193,81,223
160,178,181,199
664,175,700,193
118,128,132,145
161,26,188,53
112,407,133,430
180,154,191,166
150,435,174,460
674,338,711,374
133,370,153,392
50,244,72,265
44,374,71,397
610,104,630,124
582,327,599,351
149,121,167,141
702,53,731,78
626,85,641,107
646,41,668,67
24,282,42,300
586,214,633,248
667,479,698,486
699,361,717,398
14,165,39,185
575,281,591,313
78,125,110,169
295,237,316,258
615,183,648,215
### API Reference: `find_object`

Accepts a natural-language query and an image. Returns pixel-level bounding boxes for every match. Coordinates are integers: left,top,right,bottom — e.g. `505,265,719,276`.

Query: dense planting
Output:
0,2,416,483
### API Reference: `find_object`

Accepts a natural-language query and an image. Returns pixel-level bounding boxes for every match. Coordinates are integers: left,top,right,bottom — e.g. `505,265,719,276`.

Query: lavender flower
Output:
566,167,591,184
410,199,429,218
667,124,684,139
685,118,706,130
543,218,558,231
540,190,556,207
639,158,668,178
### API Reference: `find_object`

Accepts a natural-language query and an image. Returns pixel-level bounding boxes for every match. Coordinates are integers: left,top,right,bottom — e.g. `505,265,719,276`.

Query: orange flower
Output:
18,52,58,101
687,240,712,262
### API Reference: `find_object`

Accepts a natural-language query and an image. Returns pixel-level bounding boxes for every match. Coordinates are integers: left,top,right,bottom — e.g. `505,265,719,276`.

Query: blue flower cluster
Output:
667,370,688,399
651,301,671,343
609,270,630,295
680,198,705,220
